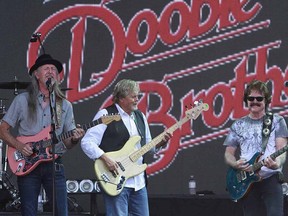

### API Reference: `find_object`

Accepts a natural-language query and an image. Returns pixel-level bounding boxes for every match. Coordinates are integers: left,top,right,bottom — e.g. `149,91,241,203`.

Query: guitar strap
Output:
261,112,284,182
131,111,146,147
261,112,273,153
55,98,63,129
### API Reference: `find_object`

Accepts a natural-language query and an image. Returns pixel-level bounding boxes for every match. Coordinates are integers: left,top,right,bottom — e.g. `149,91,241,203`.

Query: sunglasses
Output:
247,96,264,102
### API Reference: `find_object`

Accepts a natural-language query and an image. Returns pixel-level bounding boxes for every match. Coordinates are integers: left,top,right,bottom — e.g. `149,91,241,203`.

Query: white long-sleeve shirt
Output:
81,103,152,191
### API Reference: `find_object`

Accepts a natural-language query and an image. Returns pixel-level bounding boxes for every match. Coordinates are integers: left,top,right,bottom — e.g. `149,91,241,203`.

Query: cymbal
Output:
0,81,31,89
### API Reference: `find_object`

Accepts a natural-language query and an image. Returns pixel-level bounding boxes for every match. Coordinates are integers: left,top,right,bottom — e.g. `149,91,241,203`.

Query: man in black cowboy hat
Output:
0,54,85,216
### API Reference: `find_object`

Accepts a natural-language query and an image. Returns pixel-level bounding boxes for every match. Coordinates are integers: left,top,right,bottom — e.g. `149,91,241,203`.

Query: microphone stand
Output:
48,86,58,216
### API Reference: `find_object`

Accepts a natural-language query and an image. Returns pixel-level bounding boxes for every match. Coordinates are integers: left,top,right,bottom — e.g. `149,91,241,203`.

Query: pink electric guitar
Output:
7,114,121,176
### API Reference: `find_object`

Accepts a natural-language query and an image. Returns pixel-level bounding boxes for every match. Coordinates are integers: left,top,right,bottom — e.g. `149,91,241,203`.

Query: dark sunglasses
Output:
247,96,264,102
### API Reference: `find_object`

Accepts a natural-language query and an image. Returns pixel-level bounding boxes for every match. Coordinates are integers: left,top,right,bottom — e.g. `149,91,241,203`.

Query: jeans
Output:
103,187,149,216
241,174,284,216
17,162,68,216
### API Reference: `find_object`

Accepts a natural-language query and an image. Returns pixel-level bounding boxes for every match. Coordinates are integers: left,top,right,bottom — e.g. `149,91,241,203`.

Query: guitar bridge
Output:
14,151,24,162
101,173,110,183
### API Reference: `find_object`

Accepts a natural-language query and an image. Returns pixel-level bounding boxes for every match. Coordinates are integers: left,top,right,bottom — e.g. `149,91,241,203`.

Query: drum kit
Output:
0,78,30,211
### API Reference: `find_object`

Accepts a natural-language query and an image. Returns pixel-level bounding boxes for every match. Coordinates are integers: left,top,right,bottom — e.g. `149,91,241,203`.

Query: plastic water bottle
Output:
189,175,196,195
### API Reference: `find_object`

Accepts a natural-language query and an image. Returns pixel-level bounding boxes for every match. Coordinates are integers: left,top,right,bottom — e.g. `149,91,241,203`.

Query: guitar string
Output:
113,117,188,173
14,115,119,175
113,112,196,172
99,107,202,181
98,107,203,187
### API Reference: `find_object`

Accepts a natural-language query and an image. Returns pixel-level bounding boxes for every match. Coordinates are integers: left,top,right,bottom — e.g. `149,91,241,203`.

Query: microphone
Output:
30,32,41,42
32,32,41,37
46,78,52,90
14,76,18,96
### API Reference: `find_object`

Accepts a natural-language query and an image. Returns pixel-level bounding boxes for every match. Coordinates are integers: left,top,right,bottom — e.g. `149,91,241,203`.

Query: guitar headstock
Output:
101,114,121,125
185,100,209,120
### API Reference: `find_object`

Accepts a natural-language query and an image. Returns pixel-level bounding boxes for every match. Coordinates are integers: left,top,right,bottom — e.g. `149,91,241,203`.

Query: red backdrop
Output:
0,0,287,211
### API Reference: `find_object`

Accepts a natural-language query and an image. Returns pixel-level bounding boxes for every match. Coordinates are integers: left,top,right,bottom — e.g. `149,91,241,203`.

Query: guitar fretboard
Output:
252,145,288,171
129,103,208,162
59,118,103,141
34,118,103,149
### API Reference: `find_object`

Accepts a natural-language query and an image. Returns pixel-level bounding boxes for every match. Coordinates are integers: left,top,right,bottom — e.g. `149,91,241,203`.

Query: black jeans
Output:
241,174,284,216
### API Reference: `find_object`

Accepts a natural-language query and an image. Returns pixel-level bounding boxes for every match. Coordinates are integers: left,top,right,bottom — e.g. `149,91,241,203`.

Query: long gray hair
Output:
27,73,65,121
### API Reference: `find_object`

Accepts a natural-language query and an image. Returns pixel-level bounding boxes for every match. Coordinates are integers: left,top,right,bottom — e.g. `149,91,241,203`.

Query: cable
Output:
67,196,83,212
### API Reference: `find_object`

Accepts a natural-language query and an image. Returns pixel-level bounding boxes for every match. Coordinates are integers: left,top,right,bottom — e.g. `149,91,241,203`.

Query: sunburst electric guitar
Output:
226,145,288,201
94,101,209,196
7,114,121,176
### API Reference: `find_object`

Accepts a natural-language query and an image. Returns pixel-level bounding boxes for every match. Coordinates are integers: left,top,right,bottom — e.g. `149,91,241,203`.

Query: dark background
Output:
0,0,287,213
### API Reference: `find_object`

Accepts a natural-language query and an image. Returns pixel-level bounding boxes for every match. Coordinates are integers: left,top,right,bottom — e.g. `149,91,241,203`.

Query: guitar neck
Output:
58,118,103,141
130,116,190,162
37,114,121,150
40,118,103,149
253,145,288,171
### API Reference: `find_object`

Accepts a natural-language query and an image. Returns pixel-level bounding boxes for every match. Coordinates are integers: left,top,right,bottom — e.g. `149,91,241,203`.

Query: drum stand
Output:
37,185,48,212
0,97,51,213
0,79,45,212
0,139,21,211
1,139,49,213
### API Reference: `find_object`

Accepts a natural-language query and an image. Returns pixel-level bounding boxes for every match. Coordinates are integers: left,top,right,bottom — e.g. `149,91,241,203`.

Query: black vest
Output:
100,104,146,152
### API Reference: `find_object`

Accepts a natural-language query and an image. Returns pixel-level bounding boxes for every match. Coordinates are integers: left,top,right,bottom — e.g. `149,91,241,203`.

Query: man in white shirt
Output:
81,79,170,216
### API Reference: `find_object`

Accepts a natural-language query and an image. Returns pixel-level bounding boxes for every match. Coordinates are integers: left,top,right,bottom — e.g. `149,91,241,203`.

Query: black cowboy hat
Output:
29,54,63,76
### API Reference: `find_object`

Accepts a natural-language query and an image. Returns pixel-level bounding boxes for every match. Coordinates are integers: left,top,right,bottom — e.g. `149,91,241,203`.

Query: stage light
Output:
66,179,101,193
79,179,94,193
66,180,79,193
94,181,101,192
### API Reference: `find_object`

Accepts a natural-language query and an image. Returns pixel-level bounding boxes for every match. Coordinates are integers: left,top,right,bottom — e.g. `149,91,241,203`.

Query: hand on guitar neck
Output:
64,124,85,149
155,132,173,149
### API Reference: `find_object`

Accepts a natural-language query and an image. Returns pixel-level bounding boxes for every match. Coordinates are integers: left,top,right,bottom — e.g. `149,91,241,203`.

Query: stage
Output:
1,194,288,216
0,193,244,216
149,194,243,216
0,213,92,216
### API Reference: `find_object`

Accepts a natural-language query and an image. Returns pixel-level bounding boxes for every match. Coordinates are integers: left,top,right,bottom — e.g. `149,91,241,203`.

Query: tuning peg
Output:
194,101,199,106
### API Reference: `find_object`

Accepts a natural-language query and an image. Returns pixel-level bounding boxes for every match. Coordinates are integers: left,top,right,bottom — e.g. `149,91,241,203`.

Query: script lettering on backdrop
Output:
27,0,288,175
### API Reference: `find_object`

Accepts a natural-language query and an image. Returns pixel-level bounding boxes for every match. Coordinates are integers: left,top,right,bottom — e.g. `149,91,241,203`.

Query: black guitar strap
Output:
261,112,273,153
